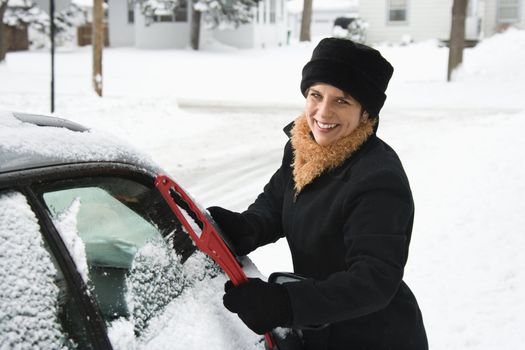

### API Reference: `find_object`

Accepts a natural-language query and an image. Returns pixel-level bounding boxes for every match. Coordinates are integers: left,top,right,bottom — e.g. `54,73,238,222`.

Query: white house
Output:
107,0,288,49
358,0,524,45
287,0,358,40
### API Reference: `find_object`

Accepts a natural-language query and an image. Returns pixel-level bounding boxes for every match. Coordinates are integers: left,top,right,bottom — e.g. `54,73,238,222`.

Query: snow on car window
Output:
51,197,90,283
125,236,185,336
138,252,265,350
0,191,75,349
108,240,264,349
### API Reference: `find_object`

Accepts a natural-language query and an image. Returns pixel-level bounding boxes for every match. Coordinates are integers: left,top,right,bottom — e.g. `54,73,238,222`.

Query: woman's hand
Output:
223,278,292,334
207,206,256,256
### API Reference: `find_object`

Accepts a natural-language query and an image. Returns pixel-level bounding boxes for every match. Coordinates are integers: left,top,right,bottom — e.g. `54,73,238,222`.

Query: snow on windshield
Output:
105,235,188,349
110,237,265,350
126,236,185,335
0,191,74,349
138,252,265,350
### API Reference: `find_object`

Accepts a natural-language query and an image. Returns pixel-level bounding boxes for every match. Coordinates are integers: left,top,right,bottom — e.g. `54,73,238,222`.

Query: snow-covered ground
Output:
2,29,525,349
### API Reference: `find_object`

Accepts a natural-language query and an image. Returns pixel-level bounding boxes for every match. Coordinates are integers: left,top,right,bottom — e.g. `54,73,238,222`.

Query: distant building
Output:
287,0,358,40
358,0,525,45
107,0,288,49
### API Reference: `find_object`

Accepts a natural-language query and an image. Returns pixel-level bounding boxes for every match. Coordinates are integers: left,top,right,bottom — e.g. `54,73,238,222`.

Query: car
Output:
0,111,301,350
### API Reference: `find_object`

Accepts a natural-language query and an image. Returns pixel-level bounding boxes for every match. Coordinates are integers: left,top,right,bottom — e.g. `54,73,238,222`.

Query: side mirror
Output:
268,272,330,332
268,272,307,284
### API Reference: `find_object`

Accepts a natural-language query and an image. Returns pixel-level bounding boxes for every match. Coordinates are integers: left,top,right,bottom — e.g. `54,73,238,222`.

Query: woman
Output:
208,38,428,350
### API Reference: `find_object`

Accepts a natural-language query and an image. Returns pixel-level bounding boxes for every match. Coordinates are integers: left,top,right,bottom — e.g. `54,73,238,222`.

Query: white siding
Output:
134,10,190,49
359,0,454,44
108,0,135,46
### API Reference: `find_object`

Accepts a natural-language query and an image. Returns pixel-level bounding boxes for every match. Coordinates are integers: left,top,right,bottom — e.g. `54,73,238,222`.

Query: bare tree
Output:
190,5,201,50
0,0,7,62
299,0,312,42
447,0,468,81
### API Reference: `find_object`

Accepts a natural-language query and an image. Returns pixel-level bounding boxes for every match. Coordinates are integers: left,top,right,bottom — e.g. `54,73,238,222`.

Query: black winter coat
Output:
237,123,428,350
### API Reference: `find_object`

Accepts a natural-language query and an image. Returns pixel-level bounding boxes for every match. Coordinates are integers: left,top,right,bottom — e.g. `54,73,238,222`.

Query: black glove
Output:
223,278,293,335
207,206,257,256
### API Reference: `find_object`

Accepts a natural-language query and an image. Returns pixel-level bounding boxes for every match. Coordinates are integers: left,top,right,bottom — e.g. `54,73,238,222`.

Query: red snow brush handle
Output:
155,175,275,349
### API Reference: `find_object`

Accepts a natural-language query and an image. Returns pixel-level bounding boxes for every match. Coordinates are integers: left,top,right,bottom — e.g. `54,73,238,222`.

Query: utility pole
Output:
447,0,468,81
50,0,56,112
93,0,103,96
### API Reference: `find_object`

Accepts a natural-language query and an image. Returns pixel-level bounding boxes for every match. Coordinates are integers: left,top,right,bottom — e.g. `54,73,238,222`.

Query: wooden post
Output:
447,0,468,82
93,0,103,96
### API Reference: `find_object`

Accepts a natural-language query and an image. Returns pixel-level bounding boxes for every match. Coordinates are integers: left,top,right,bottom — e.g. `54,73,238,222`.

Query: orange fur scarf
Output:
290,114,376,195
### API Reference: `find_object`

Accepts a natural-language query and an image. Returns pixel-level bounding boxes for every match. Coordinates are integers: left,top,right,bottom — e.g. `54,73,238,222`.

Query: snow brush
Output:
155,175,276,349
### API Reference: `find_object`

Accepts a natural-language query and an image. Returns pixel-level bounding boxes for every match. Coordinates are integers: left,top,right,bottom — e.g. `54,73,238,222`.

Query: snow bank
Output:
454,28,525,82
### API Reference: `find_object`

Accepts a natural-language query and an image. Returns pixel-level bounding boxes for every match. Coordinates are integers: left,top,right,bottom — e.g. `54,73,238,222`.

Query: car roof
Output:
0,110,161,175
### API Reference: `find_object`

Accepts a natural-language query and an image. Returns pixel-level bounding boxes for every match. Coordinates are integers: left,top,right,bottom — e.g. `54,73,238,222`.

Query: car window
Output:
0,191,92,349
39,177,196,343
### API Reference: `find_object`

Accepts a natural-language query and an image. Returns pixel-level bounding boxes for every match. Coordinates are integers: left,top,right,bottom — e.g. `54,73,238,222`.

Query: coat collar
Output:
289,114,377,195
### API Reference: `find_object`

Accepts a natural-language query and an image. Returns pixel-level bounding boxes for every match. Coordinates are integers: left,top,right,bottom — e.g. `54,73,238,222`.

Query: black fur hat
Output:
301,38,394,117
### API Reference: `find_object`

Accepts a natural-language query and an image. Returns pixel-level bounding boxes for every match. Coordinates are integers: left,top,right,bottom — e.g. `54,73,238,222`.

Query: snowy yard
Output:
2,30,525,349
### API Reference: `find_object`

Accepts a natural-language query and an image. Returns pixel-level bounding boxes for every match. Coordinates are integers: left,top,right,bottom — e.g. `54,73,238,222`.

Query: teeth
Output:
317,120,337,129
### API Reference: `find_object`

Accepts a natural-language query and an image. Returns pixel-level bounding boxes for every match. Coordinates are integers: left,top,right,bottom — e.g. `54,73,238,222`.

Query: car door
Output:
0,190,99,349
28,164,205,348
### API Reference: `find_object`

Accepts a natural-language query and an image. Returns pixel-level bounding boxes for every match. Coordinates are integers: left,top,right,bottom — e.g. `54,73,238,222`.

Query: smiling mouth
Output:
315,120,338,130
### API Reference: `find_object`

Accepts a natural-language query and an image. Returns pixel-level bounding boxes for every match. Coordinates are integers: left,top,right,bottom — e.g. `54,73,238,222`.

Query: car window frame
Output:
2,162,161,350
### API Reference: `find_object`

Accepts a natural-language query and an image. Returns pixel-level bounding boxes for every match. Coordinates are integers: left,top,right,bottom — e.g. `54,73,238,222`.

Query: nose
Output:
316,99,333,120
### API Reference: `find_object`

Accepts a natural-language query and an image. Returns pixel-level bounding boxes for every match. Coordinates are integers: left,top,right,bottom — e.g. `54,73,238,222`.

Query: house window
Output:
175,0,188,22
127,0,134,24
270,0,276,23
497,0,521,23
388,0,408,23
151,0,188,23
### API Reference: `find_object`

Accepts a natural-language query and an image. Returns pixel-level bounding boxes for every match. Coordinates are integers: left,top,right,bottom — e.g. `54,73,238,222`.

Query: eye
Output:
336,98,349,105
308,91,322,99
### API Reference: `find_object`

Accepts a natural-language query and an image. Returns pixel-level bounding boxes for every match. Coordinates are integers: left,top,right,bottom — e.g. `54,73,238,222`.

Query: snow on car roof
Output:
0,110,160,174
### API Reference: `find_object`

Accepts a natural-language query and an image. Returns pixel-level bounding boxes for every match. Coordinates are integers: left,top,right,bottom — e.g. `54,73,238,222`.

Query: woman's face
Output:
304,83,365,147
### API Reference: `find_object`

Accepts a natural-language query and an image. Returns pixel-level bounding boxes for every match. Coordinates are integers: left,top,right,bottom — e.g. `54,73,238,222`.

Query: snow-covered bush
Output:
332,17,368,44
136,0,258,30
4,1,88,48
194,0,258,30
